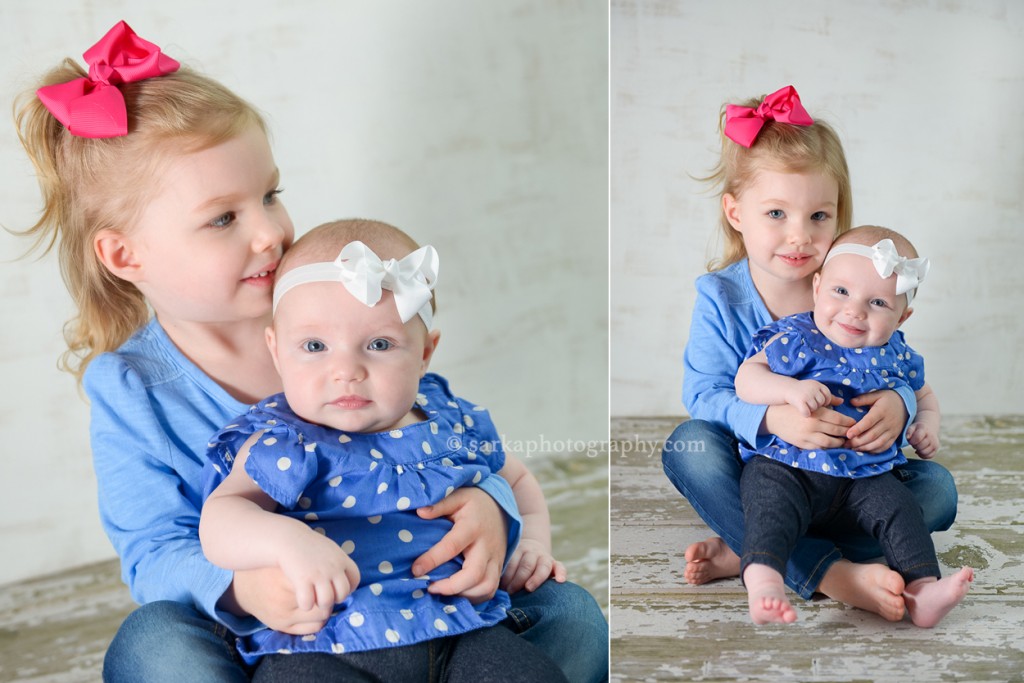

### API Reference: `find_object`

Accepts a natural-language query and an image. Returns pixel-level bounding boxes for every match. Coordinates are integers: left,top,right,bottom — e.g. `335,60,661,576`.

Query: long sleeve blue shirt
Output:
681,259,916,448
83,318,521,635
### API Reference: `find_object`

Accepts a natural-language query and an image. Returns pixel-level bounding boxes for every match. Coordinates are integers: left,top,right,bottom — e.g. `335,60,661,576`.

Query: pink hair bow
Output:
723,85,814,148
36,21,179,138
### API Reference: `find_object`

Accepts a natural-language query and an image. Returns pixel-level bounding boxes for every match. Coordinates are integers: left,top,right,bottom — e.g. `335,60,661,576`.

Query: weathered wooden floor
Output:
0,450,608,683
611,416,1024,683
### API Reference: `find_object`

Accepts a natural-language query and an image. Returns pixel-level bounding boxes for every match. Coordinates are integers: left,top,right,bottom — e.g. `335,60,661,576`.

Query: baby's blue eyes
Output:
264,188,283,205
768,209,784,219
302,339,327,353
832,288,891,309
301,339,392,353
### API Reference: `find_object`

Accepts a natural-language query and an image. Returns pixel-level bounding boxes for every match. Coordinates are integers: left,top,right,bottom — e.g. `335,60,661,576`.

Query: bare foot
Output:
743,564,798,624
905,567,974,628
818,560,906,621
684,537,740,585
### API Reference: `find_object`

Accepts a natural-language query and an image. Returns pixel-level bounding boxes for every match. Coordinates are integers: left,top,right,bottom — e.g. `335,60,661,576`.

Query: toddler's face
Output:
724,168,838,285
812,253,912,348
120,125,293,324
267,280,437,433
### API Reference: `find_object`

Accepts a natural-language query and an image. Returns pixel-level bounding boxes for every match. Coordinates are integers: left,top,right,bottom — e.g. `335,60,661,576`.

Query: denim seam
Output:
504,607,531,632
796,548,840,600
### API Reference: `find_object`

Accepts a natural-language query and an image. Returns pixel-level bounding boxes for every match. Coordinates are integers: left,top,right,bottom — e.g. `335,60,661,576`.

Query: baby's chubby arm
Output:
497,454,567,594
905,382,941,458
736,348,837,417
200,432,360,616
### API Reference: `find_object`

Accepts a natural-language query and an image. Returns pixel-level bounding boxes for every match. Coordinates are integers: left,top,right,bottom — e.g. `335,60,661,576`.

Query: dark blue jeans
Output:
103,580,607,683
251,620,568,682
739,456,941,584
661,419,957,599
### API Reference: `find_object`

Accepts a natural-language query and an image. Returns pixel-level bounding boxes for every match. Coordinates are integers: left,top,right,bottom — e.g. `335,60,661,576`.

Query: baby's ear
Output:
898,306,914,327
94,229,142,281
265,325,282,375
421,329,441,374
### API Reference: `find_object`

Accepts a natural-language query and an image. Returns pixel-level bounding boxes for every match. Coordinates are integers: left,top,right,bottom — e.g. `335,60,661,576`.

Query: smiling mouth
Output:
837,322,865,336
778,253,812,266
243,262,278,283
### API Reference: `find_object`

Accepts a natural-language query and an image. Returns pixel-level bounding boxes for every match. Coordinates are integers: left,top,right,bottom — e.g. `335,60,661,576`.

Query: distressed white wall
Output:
612,0,1024,418
0,1,607,586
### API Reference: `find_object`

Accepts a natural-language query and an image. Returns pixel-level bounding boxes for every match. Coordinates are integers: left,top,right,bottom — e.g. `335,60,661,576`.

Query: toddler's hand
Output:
786,380,834,417
279,530,361,613
500,539,567,595
906,422,940,458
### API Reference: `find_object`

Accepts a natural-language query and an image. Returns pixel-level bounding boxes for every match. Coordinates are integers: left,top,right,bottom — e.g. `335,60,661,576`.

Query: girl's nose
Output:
786,221,812,245
251,213,291,254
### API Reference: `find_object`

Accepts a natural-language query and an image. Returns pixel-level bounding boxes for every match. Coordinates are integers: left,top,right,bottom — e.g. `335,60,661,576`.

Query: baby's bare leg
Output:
904,567,974,628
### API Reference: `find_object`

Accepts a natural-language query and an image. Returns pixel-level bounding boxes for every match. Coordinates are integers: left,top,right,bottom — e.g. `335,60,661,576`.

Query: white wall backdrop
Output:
612,0,1024,418
0,1,607,586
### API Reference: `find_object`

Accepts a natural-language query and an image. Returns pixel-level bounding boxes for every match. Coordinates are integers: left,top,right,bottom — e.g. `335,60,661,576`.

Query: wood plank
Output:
610,415,1024,682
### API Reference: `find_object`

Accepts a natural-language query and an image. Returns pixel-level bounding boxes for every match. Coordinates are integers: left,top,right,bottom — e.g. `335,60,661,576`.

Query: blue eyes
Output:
300,339,393,353
210,212,235,228
767,210,830,221
264,188,283,205
832,288,891,309
206,188,283,228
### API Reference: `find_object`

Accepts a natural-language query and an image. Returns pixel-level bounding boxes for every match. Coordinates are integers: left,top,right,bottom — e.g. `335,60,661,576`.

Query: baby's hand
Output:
906,422,941,459
786,380,833,417
279,530,361,613
500,539,567,595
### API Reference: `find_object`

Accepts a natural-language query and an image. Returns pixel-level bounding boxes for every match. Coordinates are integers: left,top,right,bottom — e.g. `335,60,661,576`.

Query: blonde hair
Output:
281,219,438,315
13,59,266,381
702,94,853,271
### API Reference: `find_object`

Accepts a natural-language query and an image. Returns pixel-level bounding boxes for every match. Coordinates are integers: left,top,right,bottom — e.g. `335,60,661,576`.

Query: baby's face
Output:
812,253,911,348
267,281,435,433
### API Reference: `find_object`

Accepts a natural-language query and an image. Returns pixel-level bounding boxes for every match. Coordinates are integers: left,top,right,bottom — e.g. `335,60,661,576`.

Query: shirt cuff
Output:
476,475,523,571
895,384,918,448
202,565,265,636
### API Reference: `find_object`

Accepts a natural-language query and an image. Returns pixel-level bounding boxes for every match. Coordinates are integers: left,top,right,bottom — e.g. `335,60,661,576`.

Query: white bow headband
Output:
822,238,929,306
272,240,439,328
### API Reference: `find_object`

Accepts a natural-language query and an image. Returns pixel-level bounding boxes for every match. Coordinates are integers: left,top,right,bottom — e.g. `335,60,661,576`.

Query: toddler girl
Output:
660,85,958,621
735,225,973,626
14,20,605,682
200,218,567,680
